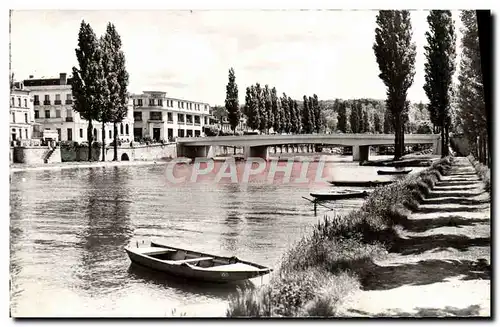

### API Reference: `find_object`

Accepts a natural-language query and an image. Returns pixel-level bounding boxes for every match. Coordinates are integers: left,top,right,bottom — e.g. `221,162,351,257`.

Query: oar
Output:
301,197,336,211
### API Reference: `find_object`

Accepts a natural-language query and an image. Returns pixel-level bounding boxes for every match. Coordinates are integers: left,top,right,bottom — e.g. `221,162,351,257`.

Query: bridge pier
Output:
353,145,370,161
177,144,214,160
432,137,442,155
244,145,269,161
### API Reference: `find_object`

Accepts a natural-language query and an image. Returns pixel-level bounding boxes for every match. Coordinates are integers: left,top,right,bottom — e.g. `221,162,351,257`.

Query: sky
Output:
10,10,463,106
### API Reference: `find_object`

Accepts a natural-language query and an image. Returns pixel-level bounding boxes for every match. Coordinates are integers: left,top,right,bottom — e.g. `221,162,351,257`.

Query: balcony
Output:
34,101,40,106
178,121,185,125
55,100,62,105
66,117,74,122
43,100,51,105
194,122,201,126
187,121,193,125
65,100,73,105
134,117,143,122
167,120,174,124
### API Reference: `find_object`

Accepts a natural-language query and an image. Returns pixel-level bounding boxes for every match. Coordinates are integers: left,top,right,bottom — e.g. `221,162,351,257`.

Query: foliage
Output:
271,87,281,133
423,10,456,157
373,10,417,159
225,68,240,133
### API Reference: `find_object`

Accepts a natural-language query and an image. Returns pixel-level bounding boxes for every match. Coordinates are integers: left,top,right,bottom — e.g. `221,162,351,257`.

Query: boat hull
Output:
328,180,394,187
377,170,412,175
125,245,271,283
309,192,368,201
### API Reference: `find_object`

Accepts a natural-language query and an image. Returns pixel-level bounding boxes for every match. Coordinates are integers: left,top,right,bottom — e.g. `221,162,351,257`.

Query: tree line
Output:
71,20,129,161
223,68,324,135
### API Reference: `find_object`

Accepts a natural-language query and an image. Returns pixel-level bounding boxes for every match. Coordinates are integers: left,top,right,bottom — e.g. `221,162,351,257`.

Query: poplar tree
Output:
245,86,260,131
71,20,106,161
271,87,281,133
225,68,240,134
263,85,273,133
373,10,417,160
423,10,456,157
337,101,347,133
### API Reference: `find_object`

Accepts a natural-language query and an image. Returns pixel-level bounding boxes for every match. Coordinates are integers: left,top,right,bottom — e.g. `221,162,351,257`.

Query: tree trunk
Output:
113,122,118,161
400,124,405,157
440,125,446,158
102,123,106,161
87,121,93,162
393,116,402,160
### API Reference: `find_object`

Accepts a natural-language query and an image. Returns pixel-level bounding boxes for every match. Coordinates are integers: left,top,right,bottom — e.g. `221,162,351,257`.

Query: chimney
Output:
59,73,67,85
29,75,34,79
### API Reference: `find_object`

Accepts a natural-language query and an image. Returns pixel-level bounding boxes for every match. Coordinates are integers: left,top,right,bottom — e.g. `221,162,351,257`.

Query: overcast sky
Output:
11,10,463,105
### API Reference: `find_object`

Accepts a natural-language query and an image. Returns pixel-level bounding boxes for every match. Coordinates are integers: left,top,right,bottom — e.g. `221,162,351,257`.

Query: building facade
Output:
23,73,134,144
131,91,210,141
10,81,35,142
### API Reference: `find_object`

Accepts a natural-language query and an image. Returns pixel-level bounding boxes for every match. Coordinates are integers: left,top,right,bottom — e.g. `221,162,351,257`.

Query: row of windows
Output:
33,94,73,105
133,98,208,111
48,124,131,141
11,128,29,140
11,112,29,124
11,97,29,108
34,109,74,119
133,112,207,124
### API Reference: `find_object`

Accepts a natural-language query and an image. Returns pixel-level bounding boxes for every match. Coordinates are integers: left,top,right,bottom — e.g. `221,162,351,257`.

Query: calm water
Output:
10,154,422,317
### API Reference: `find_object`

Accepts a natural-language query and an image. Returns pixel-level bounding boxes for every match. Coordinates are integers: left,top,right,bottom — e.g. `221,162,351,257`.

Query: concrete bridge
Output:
177,133,441,161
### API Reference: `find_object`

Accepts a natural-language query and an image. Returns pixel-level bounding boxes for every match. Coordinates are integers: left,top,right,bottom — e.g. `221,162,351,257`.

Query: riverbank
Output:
226,155,490,317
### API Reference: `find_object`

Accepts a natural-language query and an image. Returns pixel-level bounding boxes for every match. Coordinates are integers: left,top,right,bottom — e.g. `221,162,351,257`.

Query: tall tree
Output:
349,101,360,133
456,11,487,163
245,86,259,131
288,96,298,134
271,87,281,133
293,100,302,134
312,94,322,133
71,20,106,161
255,83,266,133
373,113,382,133
373,10,417,160
362,109,370,133
423,10,456,157
302,96,313,133
225,68,240,134
263,85,273,133
337,101,347,133
281,93,291,134
101,22,129,161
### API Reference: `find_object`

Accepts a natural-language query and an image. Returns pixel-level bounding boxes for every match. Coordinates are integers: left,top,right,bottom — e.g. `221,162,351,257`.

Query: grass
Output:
226,156,453,317
468,155,490,194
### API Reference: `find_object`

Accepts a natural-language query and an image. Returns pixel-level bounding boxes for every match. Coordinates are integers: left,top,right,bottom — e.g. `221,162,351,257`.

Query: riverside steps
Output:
343,157,491,317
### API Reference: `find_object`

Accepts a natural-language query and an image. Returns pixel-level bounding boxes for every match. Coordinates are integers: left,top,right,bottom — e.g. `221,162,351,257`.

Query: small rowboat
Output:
125,241,272,283
377,169,412,175
328,180,394,187
310,190,369,201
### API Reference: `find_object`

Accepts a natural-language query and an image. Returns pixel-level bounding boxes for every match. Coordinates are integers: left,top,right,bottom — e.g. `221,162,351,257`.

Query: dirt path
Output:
341,157,491,317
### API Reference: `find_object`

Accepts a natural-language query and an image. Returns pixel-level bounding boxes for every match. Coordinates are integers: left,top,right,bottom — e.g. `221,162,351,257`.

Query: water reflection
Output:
74,167,133,293
127,263,254,301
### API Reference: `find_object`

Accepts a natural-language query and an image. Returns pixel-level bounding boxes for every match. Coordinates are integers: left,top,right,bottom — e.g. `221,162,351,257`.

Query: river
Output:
9,154,423,317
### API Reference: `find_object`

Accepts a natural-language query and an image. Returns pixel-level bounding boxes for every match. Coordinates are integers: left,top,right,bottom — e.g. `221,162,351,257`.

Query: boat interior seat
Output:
175,257,214,264
171,250,187,260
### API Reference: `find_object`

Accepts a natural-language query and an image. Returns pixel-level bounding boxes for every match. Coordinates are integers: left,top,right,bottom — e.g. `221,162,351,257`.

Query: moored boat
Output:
328,180,394,187
377,169,413,175
125,241,272,283
309,190,369,201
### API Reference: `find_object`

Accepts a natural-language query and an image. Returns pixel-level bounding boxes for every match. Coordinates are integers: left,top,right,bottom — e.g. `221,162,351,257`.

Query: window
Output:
178,101,181,108
25,129,28,139
11,98,14,106
44,95,50,105
177,113,184,122
67,128,72,141
194,116,200,125
25,113,28,123
12,113,15,123
57,128,61,141
182,102,184,109
137,99,143,106
204,116,208,125
134,112,142,121
80,129,83,138
189,103,192,110
167,112,173,122
18,98,21,107
125,124,129,135
158,99,163,107
35,110,39,119
56,110,61,118
120,123,124,135
150,111,162,121
34,95,40,105
109,130,112,139
66,94,73,104
55,94,61,105
24,99,27,107
45,110,50,118
149,99,155,106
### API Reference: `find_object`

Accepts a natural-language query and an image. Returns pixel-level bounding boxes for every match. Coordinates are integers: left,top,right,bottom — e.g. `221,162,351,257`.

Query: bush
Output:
468,155,490,194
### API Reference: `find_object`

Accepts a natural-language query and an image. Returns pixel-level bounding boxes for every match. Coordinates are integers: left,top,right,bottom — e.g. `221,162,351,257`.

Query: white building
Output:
23,73,134,144
131,91,210,141
10,81,36,142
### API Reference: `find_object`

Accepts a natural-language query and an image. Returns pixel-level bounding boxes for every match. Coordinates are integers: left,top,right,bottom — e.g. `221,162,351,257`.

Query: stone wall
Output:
131,144,177,161
13,146,62,164
59,143,177,162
